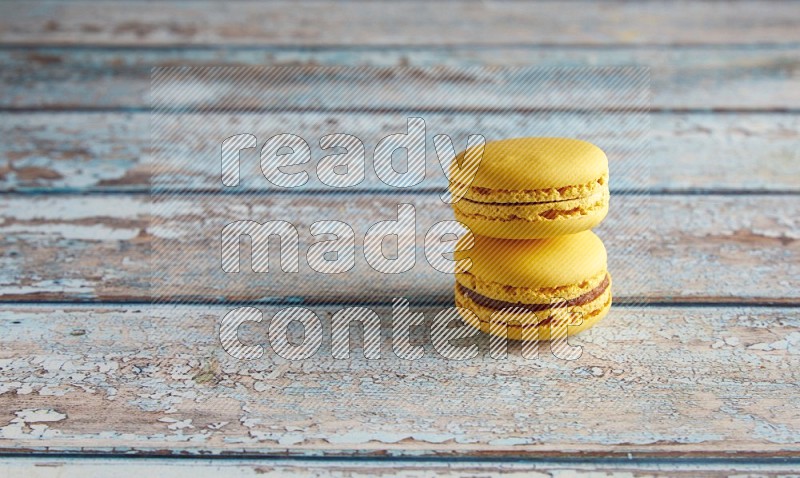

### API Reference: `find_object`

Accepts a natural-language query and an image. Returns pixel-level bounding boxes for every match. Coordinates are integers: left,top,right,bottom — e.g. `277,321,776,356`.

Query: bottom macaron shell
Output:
454,278,612,341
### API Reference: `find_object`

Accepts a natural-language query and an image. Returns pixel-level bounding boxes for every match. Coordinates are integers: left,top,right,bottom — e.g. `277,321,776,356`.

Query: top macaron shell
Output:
451,137,610,239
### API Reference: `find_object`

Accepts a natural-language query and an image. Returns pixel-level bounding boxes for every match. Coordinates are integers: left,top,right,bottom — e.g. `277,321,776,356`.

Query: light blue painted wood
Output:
2,112,798,192
0,47,798,109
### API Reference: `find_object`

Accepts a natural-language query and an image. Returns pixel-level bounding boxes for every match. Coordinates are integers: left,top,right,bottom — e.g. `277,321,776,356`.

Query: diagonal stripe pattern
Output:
150,66,650,360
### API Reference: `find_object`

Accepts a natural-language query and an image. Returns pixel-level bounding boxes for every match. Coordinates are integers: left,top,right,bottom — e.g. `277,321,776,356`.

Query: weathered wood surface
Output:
1,1,798,46
146,67,651,112
3,112,799,193
3,457,800,478
2,47,800,110
3,0,799,469
0,194,797,303
1,305,799,456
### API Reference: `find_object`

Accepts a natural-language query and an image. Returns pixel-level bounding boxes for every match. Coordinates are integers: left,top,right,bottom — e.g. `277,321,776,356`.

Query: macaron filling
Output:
456,273,610,313
453,187,609,222
456,173,608,205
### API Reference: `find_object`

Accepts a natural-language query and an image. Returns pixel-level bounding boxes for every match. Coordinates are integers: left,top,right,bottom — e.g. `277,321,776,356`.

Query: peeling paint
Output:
0,303,799,455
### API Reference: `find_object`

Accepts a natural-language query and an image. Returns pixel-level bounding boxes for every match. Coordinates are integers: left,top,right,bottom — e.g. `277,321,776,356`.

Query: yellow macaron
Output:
451,137,609,239
454,230,611,341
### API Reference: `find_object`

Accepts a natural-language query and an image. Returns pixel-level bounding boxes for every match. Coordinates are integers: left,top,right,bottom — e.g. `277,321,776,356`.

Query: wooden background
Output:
1,1,799,476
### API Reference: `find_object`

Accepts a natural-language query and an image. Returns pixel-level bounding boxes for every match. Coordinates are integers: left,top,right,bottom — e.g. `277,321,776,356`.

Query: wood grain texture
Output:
2,0,798,469
0,194,797,303
2,112,799,193
3,457,800,477
1,1,799,47
1,304,799,456
2,47,799,109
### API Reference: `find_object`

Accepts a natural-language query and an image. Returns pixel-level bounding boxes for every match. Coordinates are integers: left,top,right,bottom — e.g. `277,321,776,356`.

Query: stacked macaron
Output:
451,138,612,340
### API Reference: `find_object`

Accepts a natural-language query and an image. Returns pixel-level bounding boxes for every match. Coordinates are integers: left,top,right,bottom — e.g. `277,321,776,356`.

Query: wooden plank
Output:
0,46,800,110
0,112,147,192
1,304,799,456
2,47,799,109
147,66,650,112
3,112,799,193
3,457,800,477
0,194,797,303
1,1,798,46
